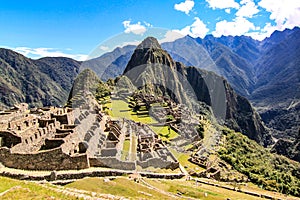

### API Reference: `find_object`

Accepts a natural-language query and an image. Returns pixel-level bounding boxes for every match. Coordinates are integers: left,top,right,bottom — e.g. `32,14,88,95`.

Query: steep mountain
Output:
203,35,261,63
66,68,110,108
0,28,297,158
162,36,255,97
0,48,80,109
251,28,300,107
36,57,80,92
250,28,300,141
122,37,272,146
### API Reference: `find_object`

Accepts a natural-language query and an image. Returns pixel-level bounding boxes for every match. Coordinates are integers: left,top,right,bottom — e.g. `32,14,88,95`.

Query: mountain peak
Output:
137,37,161,50
123,37,175,74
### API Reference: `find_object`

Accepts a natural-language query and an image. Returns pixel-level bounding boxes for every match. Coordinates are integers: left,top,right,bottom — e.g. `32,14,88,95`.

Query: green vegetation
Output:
0,176,79,200
106,99,156,123
95,82,111,100
219,129,300,197
67,69,111,107
67,177,271,200
170,148,206,173
196,124,204,139
121,139,130,161
66,177,171,199
106,99,179,142
150,125,179,141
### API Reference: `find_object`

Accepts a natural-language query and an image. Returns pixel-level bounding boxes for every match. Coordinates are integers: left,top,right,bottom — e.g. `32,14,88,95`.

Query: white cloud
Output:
225,8,231,14
122,20,147,35
159,30,185,43
258,0,300,30
5,46,88,61
206,0,240,10
245,22,278,40
174,0,195,15
236,0,259,18
143,21,152,27
212,17,257,37
177,17,209,38
99,46,109,51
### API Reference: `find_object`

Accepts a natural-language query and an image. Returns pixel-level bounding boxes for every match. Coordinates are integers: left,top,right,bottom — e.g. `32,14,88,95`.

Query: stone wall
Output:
137,157,179,170
100,148,117,157
8,114,37,131
41,139,65,150
0,147,89,170
0,131,21,148
12,121,59,153
90,157,136,170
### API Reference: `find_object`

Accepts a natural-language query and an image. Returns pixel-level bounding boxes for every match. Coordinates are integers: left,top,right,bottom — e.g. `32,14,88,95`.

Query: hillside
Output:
0,48,80,109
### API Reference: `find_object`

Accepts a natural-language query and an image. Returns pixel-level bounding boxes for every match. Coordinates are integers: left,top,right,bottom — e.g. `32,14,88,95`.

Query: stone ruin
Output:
130,93,202,151
91,119,179,170
0,103,179,171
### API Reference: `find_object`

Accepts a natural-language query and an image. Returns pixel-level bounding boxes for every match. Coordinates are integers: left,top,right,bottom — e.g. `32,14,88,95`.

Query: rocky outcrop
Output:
271,130,300,162
123,37,175,74
223,81,273,146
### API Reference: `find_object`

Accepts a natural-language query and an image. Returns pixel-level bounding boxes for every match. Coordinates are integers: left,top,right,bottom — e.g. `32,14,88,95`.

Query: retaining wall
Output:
137,157,179,170
0,147,89,170
89,157,136,170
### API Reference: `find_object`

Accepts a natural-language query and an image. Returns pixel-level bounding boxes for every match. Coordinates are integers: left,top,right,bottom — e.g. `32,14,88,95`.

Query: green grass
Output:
144,179,266,200
66,176,277,200
169,148,206,173
150,125,179,141
106,99,157,124
106,99,179,142
121,139,130,161
66,177,172,199
0,176,79,200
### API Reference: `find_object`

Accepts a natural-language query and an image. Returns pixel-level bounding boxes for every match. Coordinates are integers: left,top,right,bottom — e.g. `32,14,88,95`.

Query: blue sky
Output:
1,0,300,60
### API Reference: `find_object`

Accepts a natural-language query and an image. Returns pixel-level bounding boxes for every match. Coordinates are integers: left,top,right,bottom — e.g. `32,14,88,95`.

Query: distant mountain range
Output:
0,28,299,160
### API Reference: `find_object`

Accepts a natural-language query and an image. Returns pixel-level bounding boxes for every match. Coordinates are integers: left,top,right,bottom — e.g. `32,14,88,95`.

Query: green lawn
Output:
106,99,157,124
150,125,179,141
106,99,179,142
169,148,206,174
121,139,130,161
66,177,172,199
0,176,79,200
144,179,265,200
66,176,284,200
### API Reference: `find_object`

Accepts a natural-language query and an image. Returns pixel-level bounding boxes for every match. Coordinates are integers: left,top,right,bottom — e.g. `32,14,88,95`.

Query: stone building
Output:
0,103,179,172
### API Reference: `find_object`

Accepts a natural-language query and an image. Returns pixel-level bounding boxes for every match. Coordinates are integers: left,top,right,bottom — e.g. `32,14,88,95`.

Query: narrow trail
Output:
138,178,181,199
0,186,22,197
138,178,200,200
39,183,125,200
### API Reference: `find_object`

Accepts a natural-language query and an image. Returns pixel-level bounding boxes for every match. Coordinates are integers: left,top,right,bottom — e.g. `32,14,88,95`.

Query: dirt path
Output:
39,183,125,200
139,178,181,199
0,186,23,197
